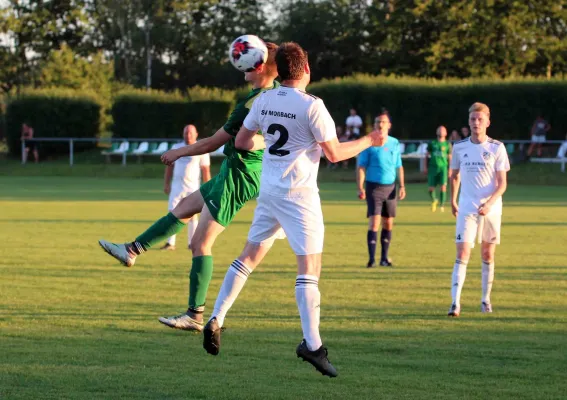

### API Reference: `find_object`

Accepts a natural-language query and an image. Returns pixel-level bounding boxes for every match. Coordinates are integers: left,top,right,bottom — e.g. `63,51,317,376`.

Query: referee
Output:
357,111,406,268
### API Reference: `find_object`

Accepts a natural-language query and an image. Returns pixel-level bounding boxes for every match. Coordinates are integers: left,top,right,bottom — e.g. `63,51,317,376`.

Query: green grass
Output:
1,177,566,400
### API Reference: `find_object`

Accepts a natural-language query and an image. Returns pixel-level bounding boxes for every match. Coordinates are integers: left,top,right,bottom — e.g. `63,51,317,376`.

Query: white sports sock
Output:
481,260,495,304
166,234,176,246
187,217,198,247
451,258,469,305
210,259,252,327
295,275,322,351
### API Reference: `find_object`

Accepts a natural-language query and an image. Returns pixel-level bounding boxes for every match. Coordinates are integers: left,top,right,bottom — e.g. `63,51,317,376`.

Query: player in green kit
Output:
98,42,279,332
425,126,452,212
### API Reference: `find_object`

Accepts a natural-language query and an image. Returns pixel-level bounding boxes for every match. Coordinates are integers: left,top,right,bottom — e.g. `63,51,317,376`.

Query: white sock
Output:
295,275,322,351
451,258,469,305
481,260,494,304
210,259,252,327
187,217,198,247
167,234,176,246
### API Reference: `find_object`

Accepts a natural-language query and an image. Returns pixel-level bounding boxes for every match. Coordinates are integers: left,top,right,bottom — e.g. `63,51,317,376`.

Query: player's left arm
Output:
479,145,510,215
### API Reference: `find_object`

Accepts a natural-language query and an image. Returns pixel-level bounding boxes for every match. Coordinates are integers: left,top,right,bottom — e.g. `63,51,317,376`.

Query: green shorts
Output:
200,158,261,227
428,168,448,187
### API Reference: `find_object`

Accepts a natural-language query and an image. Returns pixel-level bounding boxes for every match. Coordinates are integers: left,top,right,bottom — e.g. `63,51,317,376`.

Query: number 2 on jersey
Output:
267,123,290,157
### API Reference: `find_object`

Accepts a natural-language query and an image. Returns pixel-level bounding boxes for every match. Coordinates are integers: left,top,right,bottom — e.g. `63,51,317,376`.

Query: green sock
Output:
429,190,437,201
440,190,447,205
188,255,214,311
135,212,186,249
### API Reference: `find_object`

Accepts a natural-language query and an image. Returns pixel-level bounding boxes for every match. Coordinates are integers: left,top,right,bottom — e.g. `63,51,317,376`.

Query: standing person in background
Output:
460,126,470,140
346,108,363,139
357,111,406,268
21,123,39,163
449,129,461,142
162,125,211,251
528,115,551,157
425,126,451,212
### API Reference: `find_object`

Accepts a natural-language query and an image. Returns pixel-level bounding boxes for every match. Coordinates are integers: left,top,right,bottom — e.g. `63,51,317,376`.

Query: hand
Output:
358,190,366,200
451,202,459,217
478,202,492,216
161,149,181,165
368,130,385,146
398,186,406,200
164,183,171,195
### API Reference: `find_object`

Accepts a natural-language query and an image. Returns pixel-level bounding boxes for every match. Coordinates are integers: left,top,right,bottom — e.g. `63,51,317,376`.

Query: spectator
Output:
460,126,470,139
528,115,551,157
449,129,461,141
339,127,354,169
21,122,38,163
345,108,363,139
557,133,567,159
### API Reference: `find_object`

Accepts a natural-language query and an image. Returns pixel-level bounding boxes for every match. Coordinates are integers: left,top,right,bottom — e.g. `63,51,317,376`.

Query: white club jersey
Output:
171,142,210,187
243,86,337,197
450,137,510,215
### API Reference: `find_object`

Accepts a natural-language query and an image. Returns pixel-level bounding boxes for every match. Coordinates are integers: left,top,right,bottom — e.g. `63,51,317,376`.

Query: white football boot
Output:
448,303,461,317
481,302,493,313
158,313,204,332
98,239,136,267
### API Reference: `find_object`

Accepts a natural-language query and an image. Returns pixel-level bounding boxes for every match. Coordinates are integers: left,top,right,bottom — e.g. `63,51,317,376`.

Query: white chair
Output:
152,142,169,154
113,141,129,154
133,142,149,154
417,142,428,155
399,143,405,154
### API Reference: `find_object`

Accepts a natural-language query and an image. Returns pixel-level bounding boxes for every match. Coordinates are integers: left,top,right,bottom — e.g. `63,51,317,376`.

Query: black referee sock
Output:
367,230,378,263
380,229,392,261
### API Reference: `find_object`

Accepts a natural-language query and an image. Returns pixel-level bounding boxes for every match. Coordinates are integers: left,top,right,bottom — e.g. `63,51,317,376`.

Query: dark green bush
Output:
310,76,567,140
112,90,232,139
5,89,102,158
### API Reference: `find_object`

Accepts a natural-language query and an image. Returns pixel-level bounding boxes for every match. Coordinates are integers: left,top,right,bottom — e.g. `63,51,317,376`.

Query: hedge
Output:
112,90,233,139
309,76,567,140
5,89,102,158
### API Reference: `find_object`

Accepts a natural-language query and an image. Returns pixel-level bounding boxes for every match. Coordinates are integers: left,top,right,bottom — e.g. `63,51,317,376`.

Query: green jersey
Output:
427,139,451,169
222,81,280,171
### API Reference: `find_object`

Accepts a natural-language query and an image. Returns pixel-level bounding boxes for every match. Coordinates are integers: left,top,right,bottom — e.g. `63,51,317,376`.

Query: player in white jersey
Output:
200,42,382,377
161,125,211,250
448,103,510,317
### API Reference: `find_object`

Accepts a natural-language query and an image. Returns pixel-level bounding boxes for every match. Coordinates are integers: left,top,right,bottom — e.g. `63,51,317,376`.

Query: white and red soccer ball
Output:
228,35,268,72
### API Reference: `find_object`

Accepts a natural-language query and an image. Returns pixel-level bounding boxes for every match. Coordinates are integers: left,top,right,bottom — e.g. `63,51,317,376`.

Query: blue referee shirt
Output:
357,136,403,184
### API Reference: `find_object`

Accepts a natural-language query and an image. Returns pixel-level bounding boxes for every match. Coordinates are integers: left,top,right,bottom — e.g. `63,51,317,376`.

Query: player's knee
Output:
481,249,494,263
382,218,394,230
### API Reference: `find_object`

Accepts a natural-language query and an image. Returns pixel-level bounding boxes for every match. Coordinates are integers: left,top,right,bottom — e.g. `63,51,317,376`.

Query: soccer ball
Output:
228,35,268,72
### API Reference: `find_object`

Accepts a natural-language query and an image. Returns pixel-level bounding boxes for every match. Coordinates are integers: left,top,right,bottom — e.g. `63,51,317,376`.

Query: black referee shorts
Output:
365,182,397,218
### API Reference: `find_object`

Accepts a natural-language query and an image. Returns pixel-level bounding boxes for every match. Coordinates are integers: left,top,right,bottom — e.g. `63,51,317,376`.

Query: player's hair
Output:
469,102,490,118
276,42,308,80
263,42,278,76
375,108,391,123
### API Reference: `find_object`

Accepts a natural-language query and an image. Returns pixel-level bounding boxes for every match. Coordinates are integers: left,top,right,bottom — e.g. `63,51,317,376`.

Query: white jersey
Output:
171,142,210,188
243,86,337,197
450,137,510,215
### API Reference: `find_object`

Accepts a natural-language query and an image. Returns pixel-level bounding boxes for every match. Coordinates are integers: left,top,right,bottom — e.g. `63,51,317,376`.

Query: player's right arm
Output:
163,164,173,195
161,128,232,165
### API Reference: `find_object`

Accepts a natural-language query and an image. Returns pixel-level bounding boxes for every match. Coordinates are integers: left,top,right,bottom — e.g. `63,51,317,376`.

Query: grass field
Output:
1,176,566,400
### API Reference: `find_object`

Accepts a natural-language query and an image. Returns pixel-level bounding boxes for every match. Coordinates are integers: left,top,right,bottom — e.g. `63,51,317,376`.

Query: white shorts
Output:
531,135,546,143
456,213,501,247
247,191,324,255
168,182,198,211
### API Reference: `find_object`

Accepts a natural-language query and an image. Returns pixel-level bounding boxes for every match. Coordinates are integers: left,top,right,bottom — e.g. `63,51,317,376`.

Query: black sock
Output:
380,229,392,261
129,241,146,255
367,230,378,263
